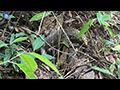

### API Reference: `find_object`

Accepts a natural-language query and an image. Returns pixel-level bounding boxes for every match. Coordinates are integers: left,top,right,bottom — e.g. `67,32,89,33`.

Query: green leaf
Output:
16,32,26,38
107,27,115,38
92,66,114,76
78,19,95,38
116,58,120,65
33,35,44,51
17,64,37,79
19,54,38,72
0,40,8,48
11,37,28,44
117,65,120,79
42,54,55,60
30,11,52,22
104,47,112,54
112,45,120,51
30,52,61,76
62,41,69,48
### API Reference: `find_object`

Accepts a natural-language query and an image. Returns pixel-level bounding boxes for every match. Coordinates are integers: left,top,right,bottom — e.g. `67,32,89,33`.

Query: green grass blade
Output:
92,66,115,77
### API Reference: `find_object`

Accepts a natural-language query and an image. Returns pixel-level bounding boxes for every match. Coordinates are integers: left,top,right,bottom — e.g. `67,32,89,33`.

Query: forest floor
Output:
0,11,120,79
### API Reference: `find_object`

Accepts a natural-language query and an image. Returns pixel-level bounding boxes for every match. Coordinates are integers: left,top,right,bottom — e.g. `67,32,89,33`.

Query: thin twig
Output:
38,11,46,34
52,11,76,52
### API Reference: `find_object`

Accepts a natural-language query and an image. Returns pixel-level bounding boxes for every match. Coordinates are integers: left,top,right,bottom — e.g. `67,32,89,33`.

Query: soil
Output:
0,11,120,79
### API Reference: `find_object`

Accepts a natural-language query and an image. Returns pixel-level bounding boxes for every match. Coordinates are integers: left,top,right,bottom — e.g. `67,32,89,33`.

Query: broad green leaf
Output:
42,54,55,60
11,37,28,44
16,32,26,38
30,11,52,22
117,65,120,79
92,66,114,76
62,41,69,48
0,40,8,48
78,19,95,38
4,49,11,66
107,27,115,38
17,64,37,79
104,47,112,54
112,45,120,51
19,54,37,72
30,52,61,76
10,33,15,44
116,58,120,65
33,35,44,51
109,64,115,73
